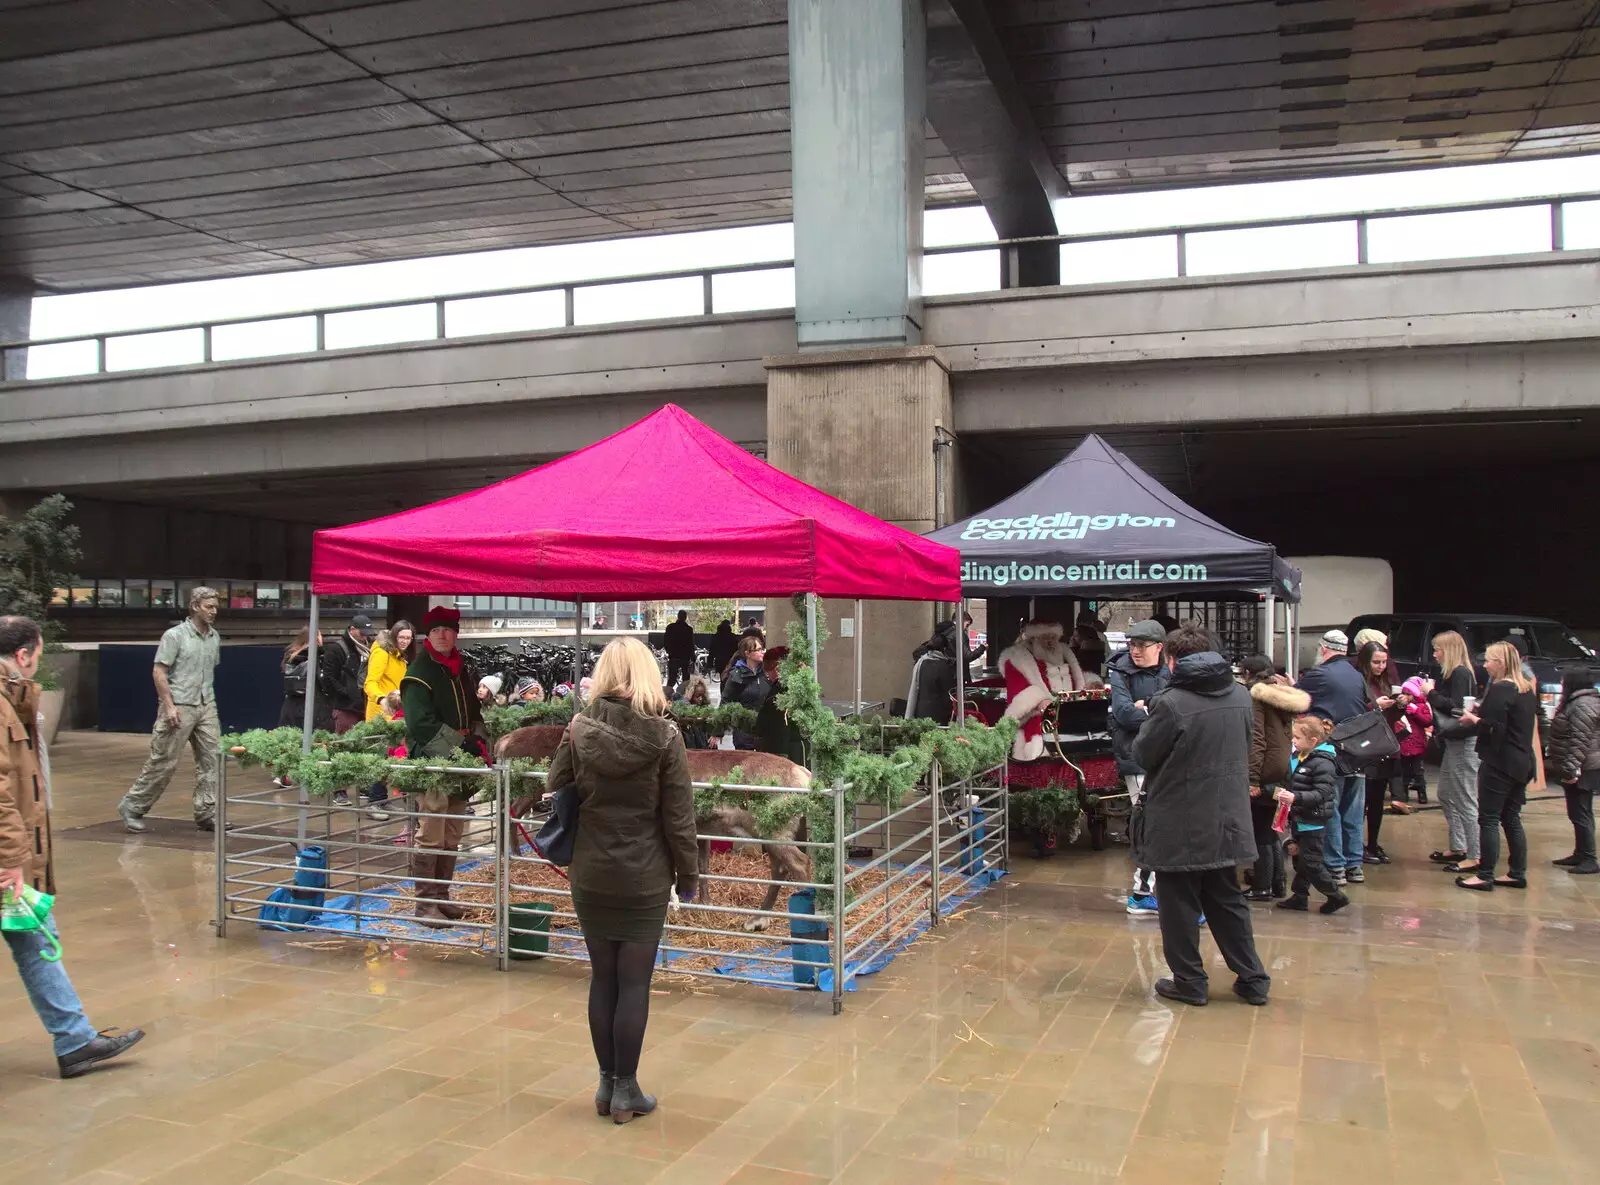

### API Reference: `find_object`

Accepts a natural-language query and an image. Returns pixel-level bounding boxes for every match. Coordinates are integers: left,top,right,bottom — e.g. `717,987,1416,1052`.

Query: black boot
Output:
1276,895,1309,911
1154,977,1208,1006
595,1070,615,1116
609,1075,658,1124
59,1029,145,1079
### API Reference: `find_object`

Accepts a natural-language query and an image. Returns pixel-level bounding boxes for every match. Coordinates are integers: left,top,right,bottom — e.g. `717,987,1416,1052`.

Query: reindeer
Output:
497,725,813,931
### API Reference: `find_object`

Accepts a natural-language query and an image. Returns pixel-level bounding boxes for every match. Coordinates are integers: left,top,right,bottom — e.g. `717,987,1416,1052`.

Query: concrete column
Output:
766,347,950,707
789,0,925,349
0,278,31,381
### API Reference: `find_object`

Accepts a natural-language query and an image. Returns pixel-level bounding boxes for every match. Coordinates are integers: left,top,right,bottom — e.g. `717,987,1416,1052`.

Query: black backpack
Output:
1331,710,1400,768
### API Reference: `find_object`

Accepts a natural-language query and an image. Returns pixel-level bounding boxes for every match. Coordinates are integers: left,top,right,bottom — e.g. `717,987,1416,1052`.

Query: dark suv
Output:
1346,613,1596,716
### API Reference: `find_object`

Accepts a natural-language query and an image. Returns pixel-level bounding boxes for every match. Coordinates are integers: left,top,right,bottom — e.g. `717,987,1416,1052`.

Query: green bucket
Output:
509,901,555,960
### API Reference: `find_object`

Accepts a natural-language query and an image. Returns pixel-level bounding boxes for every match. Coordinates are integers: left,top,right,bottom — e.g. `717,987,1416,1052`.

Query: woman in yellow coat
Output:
364,621,414,720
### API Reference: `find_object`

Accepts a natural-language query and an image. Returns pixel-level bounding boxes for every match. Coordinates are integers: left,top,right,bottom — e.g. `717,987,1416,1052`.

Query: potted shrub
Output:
0,494,82,744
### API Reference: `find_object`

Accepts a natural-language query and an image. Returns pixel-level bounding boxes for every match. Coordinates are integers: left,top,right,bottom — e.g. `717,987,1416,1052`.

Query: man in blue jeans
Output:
1297,629,1370,885
2,615,145,1078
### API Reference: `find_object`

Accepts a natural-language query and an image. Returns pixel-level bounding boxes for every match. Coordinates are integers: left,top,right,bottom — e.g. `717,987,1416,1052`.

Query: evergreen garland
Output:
1009,782,1082,835
482,699,758,740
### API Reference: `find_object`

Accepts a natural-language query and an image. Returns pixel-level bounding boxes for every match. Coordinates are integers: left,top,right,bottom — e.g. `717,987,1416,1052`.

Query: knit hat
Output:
1320,628,1349,650
1353,628,1389,649
479,674,503,696
1401,675,1429,699
421,605,461,632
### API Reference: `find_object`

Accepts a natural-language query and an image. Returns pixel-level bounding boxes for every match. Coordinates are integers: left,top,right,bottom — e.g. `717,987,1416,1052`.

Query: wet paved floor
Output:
4,732,1599,1184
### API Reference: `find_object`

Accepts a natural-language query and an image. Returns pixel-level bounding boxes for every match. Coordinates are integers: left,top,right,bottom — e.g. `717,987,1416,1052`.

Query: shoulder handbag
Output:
1331,709,1401,768
532,722,581,867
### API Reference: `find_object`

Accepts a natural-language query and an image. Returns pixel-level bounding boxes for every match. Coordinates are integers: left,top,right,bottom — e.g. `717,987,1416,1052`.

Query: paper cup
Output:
1462,696,1477,713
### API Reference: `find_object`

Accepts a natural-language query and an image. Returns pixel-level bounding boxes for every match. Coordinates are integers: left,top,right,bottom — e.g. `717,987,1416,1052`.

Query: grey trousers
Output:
122,702,220,822
1437,737,1481,859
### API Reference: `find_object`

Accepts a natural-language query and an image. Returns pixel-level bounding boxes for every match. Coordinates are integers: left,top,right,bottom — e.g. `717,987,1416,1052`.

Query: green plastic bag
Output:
1,884,63,962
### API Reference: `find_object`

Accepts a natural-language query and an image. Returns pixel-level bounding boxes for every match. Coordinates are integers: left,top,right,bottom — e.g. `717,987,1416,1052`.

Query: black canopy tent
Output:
927,434,1302,678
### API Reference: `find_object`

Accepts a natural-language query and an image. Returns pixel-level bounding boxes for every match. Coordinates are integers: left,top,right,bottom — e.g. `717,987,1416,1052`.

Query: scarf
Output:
424,638,462,676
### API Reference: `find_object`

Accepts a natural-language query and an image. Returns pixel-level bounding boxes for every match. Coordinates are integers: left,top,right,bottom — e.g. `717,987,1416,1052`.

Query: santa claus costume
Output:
1000,620,1092,761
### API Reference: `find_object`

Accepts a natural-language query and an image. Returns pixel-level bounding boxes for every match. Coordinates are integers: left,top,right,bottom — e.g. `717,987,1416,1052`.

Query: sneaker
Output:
271,777,288,789
332,791,351,806
1569,861,1600,875
1154,977,1207,1006
364,804,391,822
1345,867,1365,884
1553,854,1581,867
1319,892,1351,915
117,799,147,834
1330,869,1347,886
1126,894,1160,916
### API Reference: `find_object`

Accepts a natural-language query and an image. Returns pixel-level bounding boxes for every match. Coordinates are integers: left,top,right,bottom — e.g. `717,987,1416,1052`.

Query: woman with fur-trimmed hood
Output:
1000,620,1093,761
1239,654,1310,901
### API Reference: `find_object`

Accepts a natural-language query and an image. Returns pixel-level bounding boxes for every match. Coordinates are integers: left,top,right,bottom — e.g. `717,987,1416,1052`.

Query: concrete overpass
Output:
8,244,1600,509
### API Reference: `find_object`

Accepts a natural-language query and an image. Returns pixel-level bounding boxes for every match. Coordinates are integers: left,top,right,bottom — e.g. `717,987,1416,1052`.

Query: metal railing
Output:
9,190,1598,382
216,754,1008,1013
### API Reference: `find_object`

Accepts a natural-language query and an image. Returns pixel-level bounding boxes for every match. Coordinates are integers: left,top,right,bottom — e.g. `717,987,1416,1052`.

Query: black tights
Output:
583,936,659,1077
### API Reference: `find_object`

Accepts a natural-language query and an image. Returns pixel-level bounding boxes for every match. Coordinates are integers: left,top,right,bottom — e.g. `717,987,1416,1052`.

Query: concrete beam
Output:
925,0,1067,288
0,279,29,381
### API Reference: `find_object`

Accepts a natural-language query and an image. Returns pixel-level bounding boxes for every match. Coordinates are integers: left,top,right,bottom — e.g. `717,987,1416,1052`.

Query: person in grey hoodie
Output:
1134,624,1270,1008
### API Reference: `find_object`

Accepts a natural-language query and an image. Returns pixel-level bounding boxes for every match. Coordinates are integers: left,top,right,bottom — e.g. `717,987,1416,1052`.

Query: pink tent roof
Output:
311,404,961,601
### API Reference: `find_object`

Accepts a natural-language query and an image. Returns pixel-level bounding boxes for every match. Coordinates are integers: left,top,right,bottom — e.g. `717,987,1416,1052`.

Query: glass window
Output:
178,580,200,608
96,580,124,608
256,584,282,608
1530,622,1596,661
473,596,492,612
123,580,150,608
151,580,177,609
1388,620,1426,668
70,584,95,608
229,583,256,609
491,596,507,612
51,587,69,607
283,582,306,610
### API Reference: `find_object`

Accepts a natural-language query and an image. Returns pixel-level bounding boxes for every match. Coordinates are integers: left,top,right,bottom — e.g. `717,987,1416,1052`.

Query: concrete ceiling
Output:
5,0,1600,291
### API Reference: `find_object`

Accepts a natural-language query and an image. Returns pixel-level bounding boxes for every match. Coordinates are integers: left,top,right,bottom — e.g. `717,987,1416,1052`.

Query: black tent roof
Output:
928,434,1301,601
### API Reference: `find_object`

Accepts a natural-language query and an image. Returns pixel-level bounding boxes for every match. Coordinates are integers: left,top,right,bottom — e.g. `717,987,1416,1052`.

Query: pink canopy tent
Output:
311,404,961,601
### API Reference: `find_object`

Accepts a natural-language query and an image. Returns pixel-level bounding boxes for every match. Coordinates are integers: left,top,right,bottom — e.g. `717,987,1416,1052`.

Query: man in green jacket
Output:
399,606,487,926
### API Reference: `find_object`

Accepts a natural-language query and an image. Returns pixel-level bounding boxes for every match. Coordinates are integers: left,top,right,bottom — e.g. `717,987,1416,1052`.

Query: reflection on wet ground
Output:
3,733,1597,1184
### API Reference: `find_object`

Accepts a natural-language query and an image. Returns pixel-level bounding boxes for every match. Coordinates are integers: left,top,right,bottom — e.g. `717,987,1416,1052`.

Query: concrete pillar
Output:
766,347,951,707
0,278,31,381
789,0,925,348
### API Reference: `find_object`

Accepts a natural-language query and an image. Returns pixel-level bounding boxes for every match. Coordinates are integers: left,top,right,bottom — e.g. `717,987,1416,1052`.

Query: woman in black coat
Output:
1451,641,1539,891
1546,666,1600,875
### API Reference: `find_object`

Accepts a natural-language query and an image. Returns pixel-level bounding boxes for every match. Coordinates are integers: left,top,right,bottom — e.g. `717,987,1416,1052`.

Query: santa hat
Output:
421,605,461,632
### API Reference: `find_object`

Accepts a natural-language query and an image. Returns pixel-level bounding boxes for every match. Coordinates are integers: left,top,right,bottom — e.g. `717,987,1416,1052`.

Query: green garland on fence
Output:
223,724,493,802
482,699,758,741
772,595,1016,897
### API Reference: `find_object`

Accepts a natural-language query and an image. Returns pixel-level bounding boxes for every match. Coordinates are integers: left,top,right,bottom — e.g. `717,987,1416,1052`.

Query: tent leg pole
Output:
1262,593,1276,668
574,601,584,690
806,594,819,697
299,594,318,846
955,599,965,732
853,599,863,718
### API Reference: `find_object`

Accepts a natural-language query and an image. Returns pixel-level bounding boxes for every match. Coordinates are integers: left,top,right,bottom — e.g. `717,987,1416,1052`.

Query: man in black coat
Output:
663,610,696,692
1133,624,1271,1007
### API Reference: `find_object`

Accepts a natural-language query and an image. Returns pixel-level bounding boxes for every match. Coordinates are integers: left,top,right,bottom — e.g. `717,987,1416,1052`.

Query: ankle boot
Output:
1276,894,1309,911
411,853,450,928
595,1070,615,1116
609,1075,657,1124
433,854,466,920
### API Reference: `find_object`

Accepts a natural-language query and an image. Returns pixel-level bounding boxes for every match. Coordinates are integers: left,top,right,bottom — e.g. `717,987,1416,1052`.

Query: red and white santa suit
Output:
1001,621,1095,761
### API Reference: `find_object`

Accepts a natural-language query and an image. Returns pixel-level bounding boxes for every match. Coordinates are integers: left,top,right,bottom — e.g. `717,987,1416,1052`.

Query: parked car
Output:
1346,612,1595,719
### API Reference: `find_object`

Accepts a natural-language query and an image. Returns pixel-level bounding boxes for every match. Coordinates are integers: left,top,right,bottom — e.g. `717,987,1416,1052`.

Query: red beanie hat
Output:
421,605,461,632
